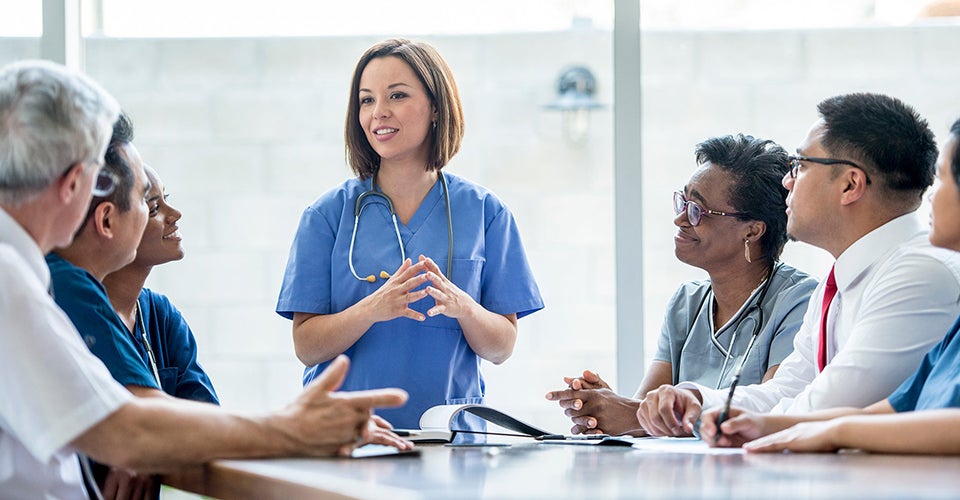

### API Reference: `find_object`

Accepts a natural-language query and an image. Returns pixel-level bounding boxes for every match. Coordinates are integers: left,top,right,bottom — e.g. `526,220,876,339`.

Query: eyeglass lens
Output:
674,192,702,226
92,170,116,197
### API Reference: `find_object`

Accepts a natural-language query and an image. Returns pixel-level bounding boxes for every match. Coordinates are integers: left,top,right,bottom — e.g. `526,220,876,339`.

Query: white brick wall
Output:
2,25,957,433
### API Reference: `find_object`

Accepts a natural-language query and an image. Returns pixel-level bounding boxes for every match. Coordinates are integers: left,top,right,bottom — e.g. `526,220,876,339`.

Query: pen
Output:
713,374,739,438
537,434,610,440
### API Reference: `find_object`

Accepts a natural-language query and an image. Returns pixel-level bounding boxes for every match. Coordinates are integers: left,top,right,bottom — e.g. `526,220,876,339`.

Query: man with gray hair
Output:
0,60,411,499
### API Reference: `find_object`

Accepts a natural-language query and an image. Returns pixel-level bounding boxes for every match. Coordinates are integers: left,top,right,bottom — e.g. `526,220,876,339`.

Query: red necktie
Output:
817,266,838,372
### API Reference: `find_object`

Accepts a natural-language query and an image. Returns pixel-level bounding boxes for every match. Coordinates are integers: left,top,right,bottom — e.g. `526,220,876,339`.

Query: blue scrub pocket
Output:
451,258,483,302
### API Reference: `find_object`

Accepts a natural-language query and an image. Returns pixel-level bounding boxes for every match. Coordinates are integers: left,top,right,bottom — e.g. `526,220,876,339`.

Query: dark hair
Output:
817,93,937,198
81,112,135,228
695,134,790,264
344,38,464,180
951,118,960,189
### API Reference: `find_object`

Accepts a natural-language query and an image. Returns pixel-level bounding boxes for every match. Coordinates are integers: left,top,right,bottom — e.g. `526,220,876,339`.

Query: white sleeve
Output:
771,253,960,414
676,283,822,412
0,248,132,463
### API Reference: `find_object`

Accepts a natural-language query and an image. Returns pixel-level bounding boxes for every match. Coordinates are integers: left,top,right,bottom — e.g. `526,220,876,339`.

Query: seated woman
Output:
102,164,218,404
700,118,960,455
546,134,818,436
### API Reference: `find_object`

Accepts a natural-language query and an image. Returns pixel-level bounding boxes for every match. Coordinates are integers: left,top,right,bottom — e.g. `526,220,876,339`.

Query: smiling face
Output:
674,162,752,272
132,165,183,268
357,55,436,168
930,135,960,251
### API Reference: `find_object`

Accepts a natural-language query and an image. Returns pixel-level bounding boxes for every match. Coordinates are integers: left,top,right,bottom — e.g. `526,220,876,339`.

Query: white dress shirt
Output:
0,208,132,499
679,213,960,414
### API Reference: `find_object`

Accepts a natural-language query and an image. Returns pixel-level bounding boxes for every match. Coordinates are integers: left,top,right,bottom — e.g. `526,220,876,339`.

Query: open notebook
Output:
393,404,633,446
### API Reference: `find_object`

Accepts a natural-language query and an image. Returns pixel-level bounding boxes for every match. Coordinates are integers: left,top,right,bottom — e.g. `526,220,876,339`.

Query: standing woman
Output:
277,39,544,428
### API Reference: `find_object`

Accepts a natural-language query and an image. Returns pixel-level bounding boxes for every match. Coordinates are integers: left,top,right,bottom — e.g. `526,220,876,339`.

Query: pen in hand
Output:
712,331,760,445
713,374,739,444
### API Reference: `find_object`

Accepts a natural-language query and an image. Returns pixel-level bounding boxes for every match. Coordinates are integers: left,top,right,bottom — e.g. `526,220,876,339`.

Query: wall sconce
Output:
543,66,604,144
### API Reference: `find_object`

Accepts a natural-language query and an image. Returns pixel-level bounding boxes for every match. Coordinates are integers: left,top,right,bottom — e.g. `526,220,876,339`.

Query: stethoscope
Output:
686,261,781,389
348,171,453,282
135,301,162,385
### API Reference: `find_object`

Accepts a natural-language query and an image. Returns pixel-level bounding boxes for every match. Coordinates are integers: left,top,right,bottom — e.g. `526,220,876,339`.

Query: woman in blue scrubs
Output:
277,39,544,429
102,165,219,405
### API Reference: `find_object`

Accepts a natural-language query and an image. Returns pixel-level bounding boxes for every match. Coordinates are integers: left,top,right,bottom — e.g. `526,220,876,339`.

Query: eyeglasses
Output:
787,155,868,182
673,191,748,227
60,162,118,197
91,168,118,197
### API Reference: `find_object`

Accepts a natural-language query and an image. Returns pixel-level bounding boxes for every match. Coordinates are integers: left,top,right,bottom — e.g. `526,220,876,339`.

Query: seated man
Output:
47,114,217,497
545,134,817,436
637,93,960,437
699,118,960,454
0,60,411,499
48,112,170,401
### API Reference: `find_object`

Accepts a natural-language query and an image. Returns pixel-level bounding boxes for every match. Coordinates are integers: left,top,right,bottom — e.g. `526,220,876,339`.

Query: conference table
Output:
163,437,960,499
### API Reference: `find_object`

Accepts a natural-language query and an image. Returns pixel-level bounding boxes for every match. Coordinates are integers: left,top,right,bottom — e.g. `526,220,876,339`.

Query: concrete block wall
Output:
2,24,957,433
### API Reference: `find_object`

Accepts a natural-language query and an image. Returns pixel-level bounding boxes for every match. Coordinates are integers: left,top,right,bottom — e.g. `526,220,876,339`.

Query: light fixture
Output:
543,66,604,144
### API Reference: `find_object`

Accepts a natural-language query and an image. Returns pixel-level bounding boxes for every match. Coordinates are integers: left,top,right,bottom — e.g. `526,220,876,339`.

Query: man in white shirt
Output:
0,60,411,499
636,93,960,436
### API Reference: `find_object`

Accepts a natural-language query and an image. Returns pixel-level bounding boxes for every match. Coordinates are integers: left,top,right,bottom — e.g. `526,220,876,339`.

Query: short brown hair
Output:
344,39,464,180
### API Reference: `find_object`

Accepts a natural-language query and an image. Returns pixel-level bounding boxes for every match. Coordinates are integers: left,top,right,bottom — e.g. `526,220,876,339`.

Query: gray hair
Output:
0,60,120,205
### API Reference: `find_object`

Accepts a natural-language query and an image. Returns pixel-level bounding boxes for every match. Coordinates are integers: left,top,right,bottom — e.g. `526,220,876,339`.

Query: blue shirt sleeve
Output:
276,203,337,319
887,324,952,412
46,254,159,390
477,197,544,319
141,289,219,405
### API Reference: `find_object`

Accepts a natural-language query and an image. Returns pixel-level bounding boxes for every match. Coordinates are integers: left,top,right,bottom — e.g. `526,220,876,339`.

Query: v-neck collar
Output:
368,173,446,240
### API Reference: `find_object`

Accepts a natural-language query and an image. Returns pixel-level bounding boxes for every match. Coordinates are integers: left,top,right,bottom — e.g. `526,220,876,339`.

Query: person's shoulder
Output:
45,252,81,275
443,172,511,215
672,279,711,303
890,234,960,278
306,177,364,213
140,287,174,310
771,262,819,292
46,253,102,296
0,243,39,286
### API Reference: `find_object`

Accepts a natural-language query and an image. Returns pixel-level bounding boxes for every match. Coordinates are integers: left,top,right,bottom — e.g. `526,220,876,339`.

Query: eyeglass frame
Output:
673,190,749,227
61,161,118,197
787,155,870,184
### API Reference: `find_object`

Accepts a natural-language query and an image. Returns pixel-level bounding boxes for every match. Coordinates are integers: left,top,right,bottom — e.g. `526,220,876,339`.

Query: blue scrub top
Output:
47,254,219,404
139,289,219,404
47,253,159,390
888,314,960,412
277,172,544,428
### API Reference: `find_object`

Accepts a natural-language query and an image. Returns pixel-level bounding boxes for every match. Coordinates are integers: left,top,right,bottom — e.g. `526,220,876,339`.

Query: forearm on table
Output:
459,305,517,365
293,306,376,365
829,409,960,454
73,398,314,473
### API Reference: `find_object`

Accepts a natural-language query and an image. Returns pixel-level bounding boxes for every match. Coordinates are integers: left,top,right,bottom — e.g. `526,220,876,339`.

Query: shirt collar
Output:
0,206,51,289
834,212,926,292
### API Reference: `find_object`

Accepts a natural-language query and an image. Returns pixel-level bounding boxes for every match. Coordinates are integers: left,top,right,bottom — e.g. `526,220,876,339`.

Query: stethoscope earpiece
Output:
364,275,376,283
379,271,391,279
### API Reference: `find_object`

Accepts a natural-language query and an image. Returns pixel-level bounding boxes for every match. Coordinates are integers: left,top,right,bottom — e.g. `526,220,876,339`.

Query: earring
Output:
432,120,437,130
744,239,752,263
